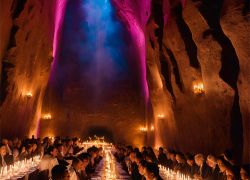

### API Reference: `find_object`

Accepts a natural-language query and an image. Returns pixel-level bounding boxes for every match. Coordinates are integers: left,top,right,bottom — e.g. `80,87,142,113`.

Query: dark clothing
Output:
0,154,13,167
165,159,174,169
206,165,221,180
85,163,95,175
218,172,227,180
186,164,199,177
158,153,167,165
197,163,212,178
174,162,188,174
131,162,142,180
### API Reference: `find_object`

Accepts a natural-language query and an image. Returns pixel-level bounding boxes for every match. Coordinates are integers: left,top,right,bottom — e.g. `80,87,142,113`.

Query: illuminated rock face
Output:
0,0,249,162
0,0,55,137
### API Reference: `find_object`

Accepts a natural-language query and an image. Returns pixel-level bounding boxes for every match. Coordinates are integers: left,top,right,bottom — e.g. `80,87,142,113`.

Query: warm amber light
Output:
150,125,154,131
25,92,33,98
193,82,205,94
139,126,147,132
157,114,165,118
42,113,52,120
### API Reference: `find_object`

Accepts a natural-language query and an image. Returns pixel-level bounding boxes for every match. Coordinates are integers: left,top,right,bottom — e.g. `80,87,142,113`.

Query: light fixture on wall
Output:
193,81,205,94
42,113,52,120
139,126,147,133
157,114,165,118
150,125,154,131
24,92,33,98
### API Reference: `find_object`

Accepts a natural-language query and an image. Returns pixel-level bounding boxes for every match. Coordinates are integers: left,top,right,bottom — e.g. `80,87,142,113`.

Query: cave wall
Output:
147,0,249,163
0,0,249,163
220,0,250,164
0,0,55,138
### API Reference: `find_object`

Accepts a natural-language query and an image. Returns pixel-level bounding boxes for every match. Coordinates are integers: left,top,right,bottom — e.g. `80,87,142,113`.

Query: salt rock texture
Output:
0,0,249,163
0,0,55,137
220,0,250,163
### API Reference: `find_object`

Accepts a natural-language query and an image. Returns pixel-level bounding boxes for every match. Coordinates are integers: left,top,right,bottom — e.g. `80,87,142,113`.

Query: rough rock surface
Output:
220,0,250,163
0,0,55,137
0,0,249,163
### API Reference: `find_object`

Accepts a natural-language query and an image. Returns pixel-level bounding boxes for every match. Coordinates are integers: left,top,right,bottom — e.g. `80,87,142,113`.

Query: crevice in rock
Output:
151,0,164,51
159,52,175,99
11,0,27,19
242,0,250,16
164,45,184,92
230,90,243,163
174,4,201,69
198,0,239,90
0,61,14,105
197,0,243,163
7,25,19,50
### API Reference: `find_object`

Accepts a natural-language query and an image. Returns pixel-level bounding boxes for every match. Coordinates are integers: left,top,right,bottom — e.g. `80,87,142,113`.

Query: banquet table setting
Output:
91,150,131,180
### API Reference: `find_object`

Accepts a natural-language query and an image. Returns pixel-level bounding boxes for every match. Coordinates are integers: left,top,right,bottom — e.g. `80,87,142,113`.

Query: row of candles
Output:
159,165,193,180
103,150,117,179
0,156,41,180
80,137,118,179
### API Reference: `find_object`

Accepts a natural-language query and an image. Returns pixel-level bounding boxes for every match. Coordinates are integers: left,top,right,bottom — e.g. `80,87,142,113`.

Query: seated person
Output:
52,164,70,180
0,143,13,168
69,157,83,180
78,153,90,179
158,147,167,166
174,153,188,174
39,145,59,179
206,154,220,179
85,147,98,175
145,162,163,180
138,160,147,180
194,154,212,179
240,164,250,180
129,151,142,180
185,154,198,178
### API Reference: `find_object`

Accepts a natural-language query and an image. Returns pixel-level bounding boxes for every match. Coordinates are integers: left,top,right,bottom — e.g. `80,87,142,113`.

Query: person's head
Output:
52,165,70,180
26,144,33,153
186,154,195,166
159,147,164,154
240,164,250,180
87,146,98,159
146,154,154,163
32,143,37,151
138,160,147,176
142,146,146,152
194,154,204,166
206,154,217,168
129,151,136,162
13,148,19,158
135,152,143,165
47,146,58,157
0,144,7,156
217,157,228,173
2,139,8,145
176,153,186,163
225,166,236,180
169,153,176,161
78,153,89,169
72,157,82,171
145,162,160,179
56,144,65,154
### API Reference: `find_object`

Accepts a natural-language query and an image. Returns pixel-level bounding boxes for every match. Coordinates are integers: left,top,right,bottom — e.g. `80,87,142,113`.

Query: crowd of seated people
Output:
114,146,250,180
0,136,103,180
1,136,250,180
